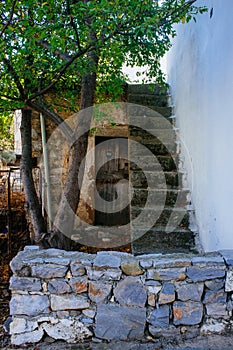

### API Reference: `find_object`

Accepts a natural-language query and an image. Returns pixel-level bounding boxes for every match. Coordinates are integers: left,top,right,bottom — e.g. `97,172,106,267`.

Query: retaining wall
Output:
9,246,233,345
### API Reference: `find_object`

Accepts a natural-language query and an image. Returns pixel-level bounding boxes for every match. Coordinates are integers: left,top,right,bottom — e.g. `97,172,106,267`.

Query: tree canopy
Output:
0,0,206,114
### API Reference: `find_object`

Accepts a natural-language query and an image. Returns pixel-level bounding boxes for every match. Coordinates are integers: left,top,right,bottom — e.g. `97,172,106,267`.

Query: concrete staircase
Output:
127,84,197,255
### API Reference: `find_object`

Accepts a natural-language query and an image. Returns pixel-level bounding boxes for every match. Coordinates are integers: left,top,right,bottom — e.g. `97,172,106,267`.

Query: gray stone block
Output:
153,257,191,269
147,284,162,295
11,329,44,346
145,279,162,287
149,305,170,327
225,270,233,291
146,268,162,281
42,318,92,342
10,317,38,334
186,267,225,282
114,277,147,307
48,279,71,294
158,283,175,305
149,325,180,339
203,290,226,304
219,250,233,266
10,295,50,316
87,267,122,281
191,255,225,267
82,308,96,319
68,277,88,293
94,252,121,269
95,304,146,340
10,277,42,292
23,245,40,251
31,264,68,278
50,294,90,311
43,256,70,266
139,259,153,269
201,319,226,334
205,279,225,291
70,263,86,277
88,282,112,303
176,282,204,302
10,251,41,275
173,301,203,326
206,303,228,318
156,268,187,281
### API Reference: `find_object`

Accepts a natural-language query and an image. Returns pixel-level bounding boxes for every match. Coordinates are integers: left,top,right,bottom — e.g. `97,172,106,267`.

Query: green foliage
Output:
0,111,14,150
0,0,207,113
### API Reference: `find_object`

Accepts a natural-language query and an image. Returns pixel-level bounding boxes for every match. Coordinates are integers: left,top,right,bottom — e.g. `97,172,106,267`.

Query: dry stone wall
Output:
9,246,233,345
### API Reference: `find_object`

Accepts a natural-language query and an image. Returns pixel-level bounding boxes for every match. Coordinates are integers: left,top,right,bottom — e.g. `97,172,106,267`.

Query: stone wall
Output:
9,247,233,345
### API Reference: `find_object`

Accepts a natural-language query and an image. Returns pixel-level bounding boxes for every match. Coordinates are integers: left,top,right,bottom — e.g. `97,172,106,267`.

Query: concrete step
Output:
128,84,168,95
131,206,189,227
128,104,173,119
132,227,196,255
130,189,189,208
129,155,178,172
129,141,176,155
129,115,173,129
128,93,168,107
129,127,176,142
130,171,181,189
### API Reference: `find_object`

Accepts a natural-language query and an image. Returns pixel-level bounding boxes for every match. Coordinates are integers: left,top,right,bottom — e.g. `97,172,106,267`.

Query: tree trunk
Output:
20,108,47,243
49,49,98,249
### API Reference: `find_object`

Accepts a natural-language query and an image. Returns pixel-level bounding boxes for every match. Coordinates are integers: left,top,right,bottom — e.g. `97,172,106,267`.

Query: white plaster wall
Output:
167,0,233,251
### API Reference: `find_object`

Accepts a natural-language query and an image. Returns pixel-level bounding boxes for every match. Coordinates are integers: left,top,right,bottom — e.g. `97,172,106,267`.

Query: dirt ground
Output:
1,333,233,350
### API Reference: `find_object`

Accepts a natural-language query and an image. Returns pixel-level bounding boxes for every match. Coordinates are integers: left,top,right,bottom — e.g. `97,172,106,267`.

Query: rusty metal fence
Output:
0,166,28,256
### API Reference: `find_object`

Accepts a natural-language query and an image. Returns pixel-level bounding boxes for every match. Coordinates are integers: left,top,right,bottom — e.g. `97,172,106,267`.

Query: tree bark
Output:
40,0,99,249
20,108,47,243
48,48,98,249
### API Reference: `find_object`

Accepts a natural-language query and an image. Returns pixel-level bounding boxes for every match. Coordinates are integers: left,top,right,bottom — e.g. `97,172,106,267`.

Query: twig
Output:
0,0,18,38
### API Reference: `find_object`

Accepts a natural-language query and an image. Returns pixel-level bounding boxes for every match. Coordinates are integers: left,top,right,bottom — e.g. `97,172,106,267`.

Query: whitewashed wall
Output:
167,0,233,251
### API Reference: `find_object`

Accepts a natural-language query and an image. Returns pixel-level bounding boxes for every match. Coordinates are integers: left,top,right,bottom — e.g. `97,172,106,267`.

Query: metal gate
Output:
0,167,28,256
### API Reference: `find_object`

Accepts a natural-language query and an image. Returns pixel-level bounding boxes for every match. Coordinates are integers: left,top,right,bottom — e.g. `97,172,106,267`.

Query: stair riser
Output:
131,207,189,227
129,127,176,140
131,189,189,207
128,84,168,95
130,116,173,129
128,105,173,119
130,171,181,189
132,230,195,255
128,94,168,107
129,154,178,172
130,142,176,155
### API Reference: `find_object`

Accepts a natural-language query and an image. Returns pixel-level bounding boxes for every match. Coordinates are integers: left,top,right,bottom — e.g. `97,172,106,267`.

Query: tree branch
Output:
0,94,21,101
27,100,74,143
29,24,121,102
28,44,92,101
2,57,26,99
157,0,199,27
37,39,72,61
0,0,18,38
66,0,82,51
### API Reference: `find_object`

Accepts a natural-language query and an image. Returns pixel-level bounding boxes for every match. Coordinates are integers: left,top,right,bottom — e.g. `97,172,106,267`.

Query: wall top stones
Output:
11,246,232,274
